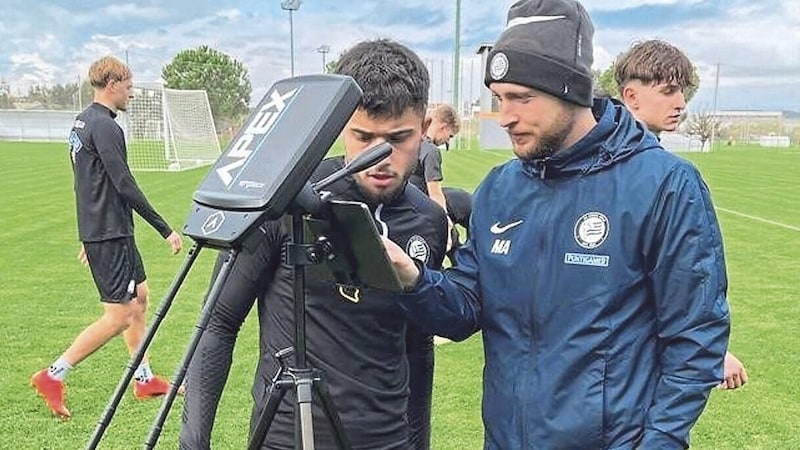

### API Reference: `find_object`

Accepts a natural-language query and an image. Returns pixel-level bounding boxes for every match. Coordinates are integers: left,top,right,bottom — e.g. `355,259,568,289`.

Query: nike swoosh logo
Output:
490,220,524,234
507,15,566,29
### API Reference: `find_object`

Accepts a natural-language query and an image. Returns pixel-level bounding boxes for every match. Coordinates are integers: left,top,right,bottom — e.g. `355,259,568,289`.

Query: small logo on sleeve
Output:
406,235,430,264
68,130,83,163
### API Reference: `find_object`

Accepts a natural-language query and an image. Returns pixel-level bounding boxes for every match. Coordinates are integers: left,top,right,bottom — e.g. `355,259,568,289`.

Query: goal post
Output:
120,84,222,171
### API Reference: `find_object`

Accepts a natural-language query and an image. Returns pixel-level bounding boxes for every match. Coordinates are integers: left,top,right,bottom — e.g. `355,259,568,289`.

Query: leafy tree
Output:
683,110,722,151
24,82,85,110
325,58,338,75
0,93,13,109
0,94,13,109
593,66,619,99
325,51,344,75
78,80,93,110
161,45,251,127
791,126,800,147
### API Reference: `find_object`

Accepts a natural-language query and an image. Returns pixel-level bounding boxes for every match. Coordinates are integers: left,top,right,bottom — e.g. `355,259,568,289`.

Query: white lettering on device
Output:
216,87,299,187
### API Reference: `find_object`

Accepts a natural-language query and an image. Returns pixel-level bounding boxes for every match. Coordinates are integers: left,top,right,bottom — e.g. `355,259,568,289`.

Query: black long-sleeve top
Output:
68,102,171,242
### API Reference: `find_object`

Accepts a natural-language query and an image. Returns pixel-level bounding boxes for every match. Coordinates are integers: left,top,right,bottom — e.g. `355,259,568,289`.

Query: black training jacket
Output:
68,102,171,242
241,156,447,449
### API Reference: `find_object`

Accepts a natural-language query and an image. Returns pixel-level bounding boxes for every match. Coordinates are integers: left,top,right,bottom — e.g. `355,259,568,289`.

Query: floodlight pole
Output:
77,75,82,110
453,0,461,108
281,0,303,77
710,62,720,152
317,45,330,73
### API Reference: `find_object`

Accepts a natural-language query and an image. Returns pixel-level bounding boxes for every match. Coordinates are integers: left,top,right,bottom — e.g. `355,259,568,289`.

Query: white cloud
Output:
215,9,242,20
1,0,798,110
9,53,61,86
585,0,705,11
590,0,800,110
101,3,168,20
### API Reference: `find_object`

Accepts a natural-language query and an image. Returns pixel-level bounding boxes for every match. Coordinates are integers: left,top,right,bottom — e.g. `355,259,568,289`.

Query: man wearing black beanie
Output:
381,0,731,448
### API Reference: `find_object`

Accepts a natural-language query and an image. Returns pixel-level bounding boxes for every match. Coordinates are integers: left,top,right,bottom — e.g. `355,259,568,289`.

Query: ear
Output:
421,116,433,138
621,84,639,109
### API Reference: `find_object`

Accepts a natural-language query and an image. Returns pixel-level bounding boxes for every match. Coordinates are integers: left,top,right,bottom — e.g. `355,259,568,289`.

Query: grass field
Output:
1,140,798,449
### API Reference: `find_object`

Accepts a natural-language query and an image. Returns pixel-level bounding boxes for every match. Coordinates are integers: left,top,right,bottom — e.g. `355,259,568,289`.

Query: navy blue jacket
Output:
396,99,730,449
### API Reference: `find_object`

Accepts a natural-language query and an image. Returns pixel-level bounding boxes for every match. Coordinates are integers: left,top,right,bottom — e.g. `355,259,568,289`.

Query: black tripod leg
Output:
86,243,202,450
313,375,351,450
247,379,291,450
143,247,240,449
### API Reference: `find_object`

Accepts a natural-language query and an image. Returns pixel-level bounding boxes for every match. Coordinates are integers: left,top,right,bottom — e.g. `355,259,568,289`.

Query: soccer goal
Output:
119,84,221,171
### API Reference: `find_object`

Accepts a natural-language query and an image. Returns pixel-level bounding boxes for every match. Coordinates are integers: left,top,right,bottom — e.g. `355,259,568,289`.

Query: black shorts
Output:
84,236,146,303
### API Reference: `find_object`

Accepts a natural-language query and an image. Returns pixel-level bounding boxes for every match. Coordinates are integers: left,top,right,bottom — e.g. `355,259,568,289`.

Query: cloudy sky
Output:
1,0,798,111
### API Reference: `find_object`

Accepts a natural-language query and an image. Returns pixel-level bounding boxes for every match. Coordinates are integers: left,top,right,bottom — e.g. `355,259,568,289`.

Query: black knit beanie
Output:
484,0,594,107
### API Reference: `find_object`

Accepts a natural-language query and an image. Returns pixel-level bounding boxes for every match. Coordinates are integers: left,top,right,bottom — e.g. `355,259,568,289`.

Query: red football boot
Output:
31,369,71,418
133,375,181,399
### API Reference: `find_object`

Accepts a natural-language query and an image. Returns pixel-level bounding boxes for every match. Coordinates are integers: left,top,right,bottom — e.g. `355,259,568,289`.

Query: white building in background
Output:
659,132,704,152
476,43,512,150
711,110,789,147
713,110,783,121
758,135,791,147
665,110,792,151
0,109,77,141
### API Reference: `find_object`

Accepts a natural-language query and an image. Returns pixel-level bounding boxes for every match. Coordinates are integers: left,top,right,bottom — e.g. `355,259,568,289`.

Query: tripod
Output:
84,143,391,450
246,211,350,450
89,209,351,450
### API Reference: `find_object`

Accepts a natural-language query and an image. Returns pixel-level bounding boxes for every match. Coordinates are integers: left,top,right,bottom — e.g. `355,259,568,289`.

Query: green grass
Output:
1,141,798,449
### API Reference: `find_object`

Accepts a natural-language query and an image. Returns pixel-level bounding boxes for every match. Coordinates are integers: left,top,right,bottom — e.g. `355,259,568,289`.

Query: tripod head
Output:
288,141,403,292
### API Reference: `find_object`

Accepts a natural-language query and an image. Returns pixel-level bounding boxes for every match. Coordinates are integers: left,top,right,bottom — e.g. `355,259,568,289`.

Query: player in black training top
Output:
408,104,473,262
180,40,447,450
31,56,183,419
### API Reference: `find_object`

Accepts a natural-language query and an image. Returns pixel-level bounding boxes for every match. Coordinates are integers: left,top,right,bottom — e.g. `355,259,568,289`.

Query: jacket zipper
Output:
373,203,389,238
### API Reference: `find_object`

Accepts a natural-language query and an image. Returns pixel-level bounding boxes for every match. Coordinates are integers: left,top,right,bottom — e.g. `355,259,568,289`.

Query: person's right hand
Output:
445,216,455,252
165,231,183,255
77,244,88,266
381,236,421,290
718,352,748,390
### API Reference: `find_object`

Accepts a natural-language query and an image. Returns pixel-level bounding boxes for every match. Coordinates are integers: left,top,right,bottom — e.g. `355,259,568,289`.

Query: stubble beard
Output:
355,169,412,205
520,109,577,161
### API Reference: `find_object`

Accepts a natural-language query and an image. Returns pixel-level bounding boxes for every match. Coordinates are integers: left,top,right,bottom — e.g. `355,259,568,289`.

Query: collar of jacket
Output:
522,98,660,180
92,102,118,119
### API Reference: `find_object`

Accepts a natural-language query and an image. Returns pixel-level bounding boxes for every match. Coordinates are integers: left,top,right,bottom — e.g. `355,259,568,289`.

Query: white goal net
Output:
119,85,221,171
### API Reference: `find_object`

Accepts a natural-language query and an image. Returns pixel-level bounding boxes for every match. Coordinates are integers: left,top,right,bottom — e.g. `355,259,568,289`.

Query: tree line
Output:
1,46,252,132
0,82,93,111
3,45,728,148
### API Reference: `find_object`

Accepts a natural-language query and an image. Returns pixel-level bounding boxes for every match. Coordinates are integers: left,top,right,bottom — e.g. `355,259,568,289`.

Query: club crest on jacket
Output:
406,235,430,264
573,212,609,249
